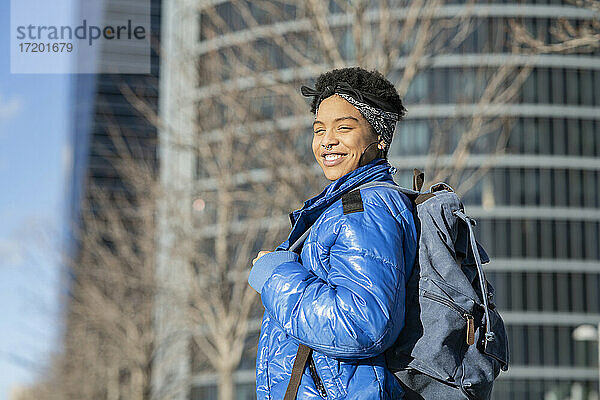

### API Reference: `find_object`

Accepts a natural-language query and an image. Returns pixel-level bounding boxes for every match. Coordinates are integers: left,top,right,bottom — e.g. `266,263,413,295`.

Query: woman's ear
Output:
377,136,388,158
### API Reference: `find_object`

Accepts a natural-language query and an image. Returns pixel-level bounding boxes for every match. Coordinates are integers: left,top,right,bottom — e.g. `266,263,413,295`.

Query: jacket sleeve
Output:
259,198,413,359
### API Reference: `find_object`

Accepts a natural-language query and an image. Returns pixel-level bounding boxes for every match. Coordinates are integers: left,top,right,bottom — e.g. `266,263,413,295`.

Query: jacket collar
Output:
279,158,396,251
296,157,395,215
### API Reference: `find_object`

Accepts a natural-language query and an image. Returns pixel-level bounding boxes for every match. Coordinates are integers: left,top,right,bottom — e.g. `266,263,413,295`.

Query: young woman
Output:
248,67,418,399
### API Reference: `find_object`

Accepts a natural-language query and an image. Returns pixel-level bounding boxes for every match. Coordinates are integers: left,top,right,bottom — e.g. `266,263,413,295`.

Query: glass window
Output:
597,121,600,156
584,222,599,260
551,69,564,104
539,168,552,206
536,68,550,103
512,220,524,257
522,70,536,103
455,68,476,103
487,271,508,310
540,220,553,258
340,27,355,61
216,3,246,33
537,18,549,45
475,20,488,52
405,72,427,103
509,119,523,154
568,169,583,208
581,120,595,157
523,118,537,153
432,69,448,103
190,385,217,400
490,168,504,206
595,70,600,105
555,221,569,259
497,219,509,258
538,118,550,154
552,119,566,155
238,332,259,370
531,326,545,365
235,384,257,400
566,69,579,105
480,218,495,257
508,168,522,205
525,271,540,310
553,169,568,207
566,119,580,156
510,269,524,310
585,267,599,310
582,170,597,208
556,272,570,312
569,221,584,259
524,169,539,205
392,120,429,156
580,70,593,105
413,121,430,154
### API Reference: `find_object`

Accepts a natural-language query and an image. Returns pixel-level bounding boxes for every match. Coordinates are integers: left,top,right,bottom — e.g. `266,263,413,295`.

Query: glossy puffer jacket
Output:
248,158,419,400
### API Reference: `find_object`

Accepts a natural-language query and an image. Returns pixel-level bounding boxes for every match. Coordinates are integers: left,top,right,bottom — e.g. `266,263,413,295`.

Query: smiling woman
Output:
248,67,417,400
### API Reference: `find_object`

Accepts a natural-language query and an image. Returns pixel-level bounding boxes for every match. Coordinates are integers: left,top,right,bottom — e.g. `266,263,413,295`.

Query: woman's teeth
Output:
325,154,342,161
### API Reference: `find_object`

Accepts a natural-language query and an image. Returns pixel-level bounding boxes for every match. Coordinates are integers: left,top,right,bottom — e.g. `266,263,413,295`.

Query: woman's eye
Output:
338,126,350,130
314,129,324,135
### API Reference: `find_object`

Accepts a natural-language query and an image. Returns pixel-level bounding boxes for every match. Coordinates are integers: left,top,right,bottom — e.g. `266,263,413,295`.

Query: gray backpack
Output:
377,169,509,400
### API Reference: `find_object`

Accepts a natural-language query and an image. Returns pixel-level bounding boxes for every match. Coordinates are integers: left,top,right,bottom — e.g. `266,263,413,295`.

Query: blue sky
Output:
0,0,72,398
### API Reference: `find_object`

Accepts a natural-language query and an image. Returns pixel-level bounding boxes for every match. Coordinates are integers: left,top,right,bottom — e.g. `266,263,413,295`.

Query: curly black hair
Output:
308,66,407,119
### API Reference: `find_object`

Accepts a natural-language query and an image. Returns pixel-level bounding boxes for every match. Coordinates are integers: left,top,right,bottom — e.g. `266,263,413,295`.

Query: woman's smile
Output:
322,152,347,166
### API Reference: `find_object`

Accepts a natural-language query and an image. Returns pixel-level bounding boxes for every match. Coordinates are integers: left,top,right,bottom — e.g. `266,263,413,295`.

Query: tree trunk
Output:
218,366,234,400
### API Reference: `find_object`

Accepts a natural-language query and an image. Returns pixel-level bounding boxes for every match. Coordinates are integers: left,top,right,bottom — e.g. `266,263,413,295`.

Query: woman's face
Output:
312,94,381,181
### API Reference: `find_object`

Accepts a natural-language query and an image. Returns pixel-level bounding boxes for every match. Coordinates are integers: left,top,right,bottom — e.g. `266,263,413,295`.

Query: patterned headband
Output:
300,81,400,147
335,93,399,147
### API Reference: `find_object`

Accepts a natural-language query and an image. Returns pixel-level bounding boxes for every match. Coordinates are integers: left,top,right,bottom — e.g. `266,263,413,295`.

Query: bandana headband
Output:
335,93,398,147
300,81,400,147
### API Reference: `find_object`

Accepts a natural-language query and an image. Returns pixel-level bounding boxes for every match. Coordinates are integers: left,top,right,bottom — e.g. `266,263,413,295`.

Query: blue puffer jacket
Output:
248,158,418,399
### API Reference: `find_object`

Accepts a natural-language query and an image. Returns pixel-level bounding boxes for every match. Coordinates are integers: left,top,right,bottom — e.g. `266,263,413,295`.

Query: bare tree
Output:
510,0,599,55
57,123,158,400
8,85,160,400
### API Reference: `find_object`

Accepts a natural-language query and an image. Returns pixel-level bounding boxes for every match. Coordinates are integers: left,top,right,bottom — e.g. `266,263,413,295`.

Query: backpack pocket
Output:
460,306,509,399
406,277,477,385
481,307,509,372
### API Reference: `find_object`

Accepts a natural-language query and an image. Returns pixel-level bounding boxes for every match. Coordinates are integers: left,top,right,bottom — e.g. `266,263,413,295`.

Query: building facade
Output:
390,4,600,399
156,1,599,399
66,0,161,398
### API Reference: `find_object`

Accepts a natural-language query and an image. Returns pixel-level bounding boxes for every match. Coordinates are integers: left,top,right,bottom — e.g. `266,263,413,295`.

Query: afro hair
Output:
308,66,407,120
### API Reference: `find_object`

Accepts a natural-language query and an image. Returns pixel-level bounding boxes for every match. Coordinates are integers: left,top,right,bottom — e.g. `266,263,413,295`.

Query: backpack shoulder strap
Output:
284,344,312,400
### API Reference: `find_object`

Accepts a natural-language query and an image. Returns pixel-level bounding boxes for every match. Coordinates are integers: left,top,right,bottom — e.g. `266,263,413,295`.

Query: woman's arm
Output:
256,196,416,359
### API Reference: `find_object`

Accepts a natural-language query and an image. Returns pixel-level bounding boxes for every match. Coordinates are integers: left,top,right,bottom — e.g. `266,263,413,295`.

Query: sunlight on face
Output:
312,94,381,181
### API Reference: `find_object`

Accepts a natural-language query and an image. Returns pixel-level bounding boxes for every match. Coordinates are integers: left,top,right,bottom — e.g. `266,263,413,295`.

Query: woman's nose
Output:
320,129,338,148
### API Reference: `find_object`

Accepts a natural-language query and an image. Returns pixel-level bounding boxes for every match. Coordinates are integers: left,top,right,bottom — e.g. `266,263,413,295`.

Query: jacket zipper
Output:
308,356,328,398
422,291,475,345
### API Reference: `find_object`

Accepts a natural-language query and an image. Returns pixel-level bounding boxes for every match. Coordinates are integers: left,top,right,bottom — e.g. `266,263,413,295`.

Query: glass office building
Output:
157,1,600,399
389,5,600,399
66,0,161,398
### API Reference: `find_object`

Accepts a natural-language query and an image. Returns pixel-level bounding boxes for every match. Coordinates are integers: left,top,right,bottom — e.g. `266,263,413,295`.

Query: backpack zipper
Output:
308,355,328,398
422,291,475,345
